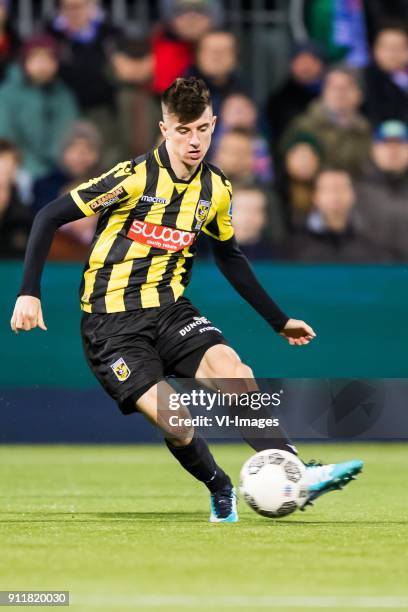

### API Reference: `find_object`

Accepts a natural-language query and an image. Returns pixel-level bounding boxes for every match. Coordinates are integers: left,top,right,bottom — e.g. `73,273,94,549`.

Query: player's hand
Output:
279,319,316,346
10,296,47,334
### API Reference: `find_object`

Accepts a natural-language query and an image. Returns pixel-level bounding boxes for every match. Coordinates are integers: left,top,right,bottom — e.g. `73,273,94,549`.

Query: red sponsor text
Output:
127,219,195,252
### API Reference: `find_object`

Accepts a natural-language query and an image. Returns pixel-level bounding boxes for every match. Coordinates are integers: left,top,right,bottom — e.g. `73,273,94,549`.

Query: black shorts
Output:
81,297,227,414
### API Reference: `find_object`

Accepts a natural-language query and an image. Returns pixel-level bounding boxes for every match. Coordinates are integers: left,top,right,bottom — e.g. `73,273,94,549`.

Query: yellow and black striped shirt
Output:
70,142,234,313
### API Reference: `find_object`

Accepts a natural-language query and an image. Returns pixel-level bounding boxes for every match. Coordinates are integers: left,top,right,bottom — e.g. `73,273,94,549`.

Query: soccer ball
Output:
240,449,308,518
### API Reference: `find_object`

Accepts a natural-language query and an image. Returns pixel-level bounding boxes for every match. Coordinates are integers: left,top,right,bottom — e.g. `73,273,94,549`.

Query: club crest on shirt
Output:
110,357,131,382
194,199,211,230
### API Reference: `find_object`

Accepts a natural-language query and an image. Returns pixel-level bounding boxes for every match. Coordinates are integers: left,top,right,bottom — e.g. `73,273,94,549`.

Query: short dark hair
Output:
161,77,212,123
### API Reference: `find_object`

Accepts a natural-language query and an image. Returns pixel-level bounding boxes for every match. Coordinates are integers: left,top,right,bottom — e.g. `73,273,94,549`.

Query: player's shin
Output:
165,432,232,493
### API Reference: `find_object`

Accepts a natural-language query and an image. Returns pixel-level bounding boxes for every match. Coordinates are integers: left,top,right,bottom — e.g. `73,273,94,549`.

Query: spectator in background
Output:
363,1,408,43
216,93,273,183
0,35,78,180
153,0,218,95
288,169,389,263
0,0,20,82
302,0,369,67
111,34,156,158
362,26,408,126
0,138,32,205
267,42,325,150
0,139,20,185
0,141,32,259
33,120,102,214
34,121,102,262
186,30,244,116
276,133,323,229
47,0,119,112
281,67,371,175
47,0,120,163
355,120,408,261
213,128,261,187
232,185,286,259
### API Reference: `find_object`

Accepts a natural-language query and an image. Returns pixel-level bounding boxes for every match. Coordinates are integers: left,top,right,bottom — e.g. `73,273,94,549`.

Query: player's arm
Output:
210,236,315,345
10,193,86,333
203,177,316,346
11,161,138,333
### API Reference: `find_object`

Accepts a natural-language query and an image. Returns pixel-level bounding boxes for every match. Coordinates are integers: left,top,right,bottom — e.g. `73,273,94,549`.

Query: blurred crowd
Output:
0,0,407,263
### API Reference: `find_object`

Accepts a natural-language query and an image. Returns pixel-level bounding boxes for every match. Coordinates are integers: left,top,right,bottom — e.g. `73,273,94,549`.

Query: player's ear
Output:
211,116,217,133
159,121,168,140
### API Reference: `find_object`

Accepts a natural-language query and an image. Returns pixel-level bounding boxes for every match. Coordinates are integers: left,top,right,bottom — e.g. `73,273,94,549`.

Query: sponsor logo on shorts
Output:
110,357,131,382
140,195,168,204
198,326,221,334
127,219,195,252
194,199,211,230
89,185,128,212
179,316,221,337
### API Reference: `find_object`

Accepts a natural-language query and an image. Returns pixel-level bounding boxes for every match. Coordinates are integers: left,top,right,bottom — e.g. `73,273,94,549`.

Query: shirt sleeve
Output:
70,160,140,217
202,175,234,242
210,235,289,333
19,193,86,298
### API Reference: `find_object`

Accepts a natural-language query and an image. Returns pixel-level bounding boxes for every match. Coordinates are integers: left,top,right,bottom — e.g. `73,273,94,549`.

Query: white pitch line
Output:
73,595,408,608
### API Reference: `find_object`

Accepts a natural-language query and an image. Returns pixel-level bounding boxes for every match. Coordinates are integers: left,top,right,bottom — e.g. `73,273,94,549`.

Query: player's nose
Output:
189,132,200,148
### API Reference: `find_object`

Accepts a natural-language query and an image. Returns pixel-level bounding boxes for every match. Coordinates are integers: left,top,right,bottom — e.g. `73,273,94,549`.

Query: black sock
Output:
233,391,298,456
165,433,232,493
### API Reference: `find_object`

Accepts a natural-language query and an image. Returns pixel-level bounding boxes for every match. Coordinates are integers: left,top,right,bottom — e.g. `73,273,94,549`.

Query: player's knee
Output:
200,345,249,377
213,350,253,380
167,433,194,447
233,361,254,379
162,413,194,446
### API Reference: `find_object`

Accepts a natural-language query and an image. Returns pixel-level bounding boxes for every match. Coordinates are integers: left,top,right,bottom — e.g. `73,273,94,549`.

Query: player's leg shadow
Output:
0,511,207,523
96,511,207,522
1,513,406,525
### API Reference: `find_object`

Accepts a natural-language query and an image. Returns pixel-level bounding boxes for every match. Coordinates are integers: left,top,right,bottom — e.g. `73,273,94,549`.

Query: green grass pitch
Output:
0,443,407,612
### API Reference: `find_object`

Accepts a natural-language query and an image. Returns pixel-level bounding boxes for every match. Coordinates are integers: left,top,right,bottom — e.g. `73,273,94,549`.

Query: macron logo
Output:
140,195,168,205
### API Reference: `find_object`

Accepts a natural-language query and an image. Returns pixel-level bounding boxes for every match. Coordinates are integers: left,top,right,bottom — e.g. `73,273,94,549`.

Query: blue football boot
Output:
209,486,239,523
301,459,364,509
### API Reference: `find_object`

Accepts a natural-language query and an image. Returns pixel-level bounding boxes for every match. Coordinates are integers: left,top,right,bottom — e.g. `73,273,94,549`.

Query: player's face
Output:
160,106,216,168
